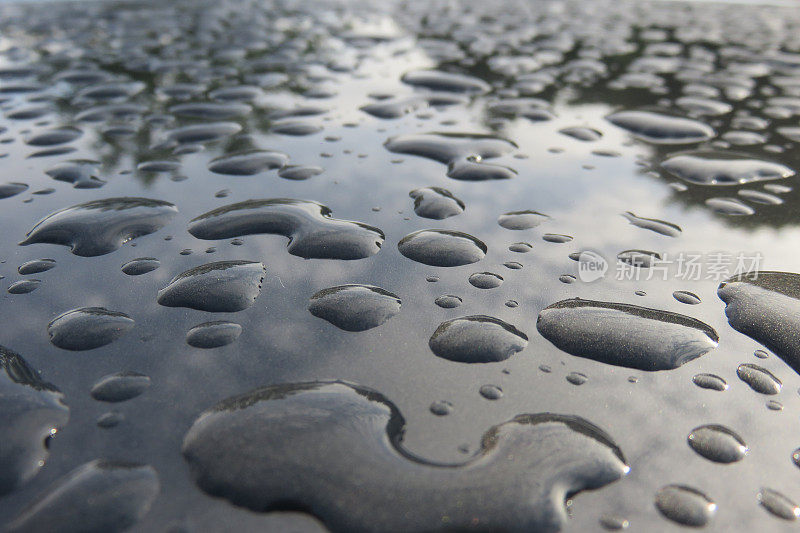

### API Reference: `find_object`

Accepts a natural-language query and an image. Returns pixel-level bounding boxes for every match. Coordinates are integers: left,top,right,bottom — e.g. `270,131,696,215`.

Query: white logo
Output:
577,251,607,282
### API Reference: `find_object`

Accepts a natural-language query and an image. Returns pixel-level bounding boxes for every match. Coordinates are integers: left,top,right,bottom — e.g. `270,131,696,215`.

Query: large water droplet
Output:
661,151,795,186
607,110,715,144
718,272,800,373
308,285,401,332
537,299,718,371
737,364,781,395
398,229,486,267
687,425,748,463
20,198,178,257
158,261,265,313
47,307,134,351
429,315,528,363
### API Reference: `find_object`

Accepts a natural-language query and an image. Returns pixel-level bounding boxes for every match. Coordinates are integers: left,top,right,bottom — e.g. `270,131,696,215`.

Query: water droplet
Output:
599,514,630,530
655,485,716,527
158,261,265,313
737,364,781,395
505,300,519,308
509,242,532,252
409,187,464,219
661,151,794,185
208,150,289,176
308,285,401,332
758,488,800,520
607,110,715,144
20,198,178,257
705,197,755,216
537,299,718,371
278,165,324,181
47,307,134,351
121,258,160,276
90,371,151,402
182,381,627,532
468,272,503,289
429,315,528,363
0,346,68,496
96,411,124,428
479,384,503,399
618,250,661,268
8,279,41,294
18,259,55,275
673,291,701,305
186,321,243,348
398,229,486,267
0,182,28,199
566,372,588,385
401,70,490,94
693,373,728,391
5,460,159,533
435,295,462,308
429,400,453,416
188,199,384,260
25,126,82,146
622,212,681,237
498,210,549,230
45,160,104,189
767,400,784,411
166,122,241,144
687,425,748,463
559,127,602,142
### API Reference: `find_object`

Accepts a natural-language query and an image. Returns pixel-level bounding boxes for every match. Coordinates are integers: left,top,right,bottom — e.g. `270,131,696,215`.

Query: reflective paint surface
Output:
2,0,800,531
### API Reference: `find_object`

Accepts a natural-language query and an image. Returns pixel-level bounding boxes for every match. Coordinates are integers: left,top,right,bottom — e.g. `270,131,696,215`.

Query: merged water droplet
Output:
158,261,265,313
47,307,134,351
45,159,104,189
661,151,795,185
385,132,517,181
90,371,151,402
20,198,178,257
186,321,243,348
0,346,68,496
537,299,718,371
409,187,464,219
429,400,453,416
182,381,627,532
308,285,401,332
687,425,748,463
5,460,159,533
655,485,716,527
188,199,384,260
607,110,714,144
398,229,486,267
429,315,528,363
